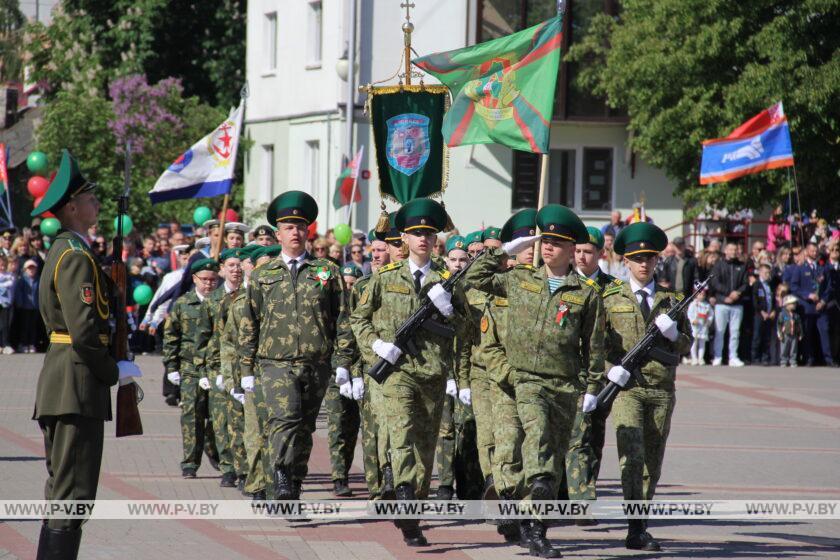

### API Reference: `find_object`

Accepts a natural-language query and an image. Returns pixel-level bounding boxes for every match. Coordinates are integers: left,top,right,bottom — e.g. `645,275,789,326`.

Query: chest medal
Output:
555,303,569,327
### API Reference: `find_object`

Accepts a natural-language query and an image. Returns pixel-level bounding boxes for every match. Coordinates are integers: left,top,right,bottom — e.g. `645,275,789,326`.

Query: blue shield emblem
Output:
386,113,430,176
168,149,193,173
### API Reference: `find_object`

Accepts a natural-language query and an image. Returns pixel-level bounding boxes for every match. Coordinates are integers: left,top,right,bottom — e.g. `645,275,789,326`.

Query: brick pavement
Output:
1,354,839,559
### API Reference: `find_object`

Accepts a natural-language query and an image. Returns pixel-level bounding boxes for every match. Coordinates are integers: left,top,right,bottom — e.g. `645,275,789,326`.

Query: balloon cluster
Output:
27,151,61,234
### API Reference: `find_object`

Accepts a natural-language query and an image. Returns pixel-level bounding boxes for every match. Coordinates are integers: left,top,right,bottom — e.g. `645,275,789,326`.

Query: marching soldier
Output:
239,192,353,500
32,150,142,558
601,223,692,551
466,204,605,558
350,199,472,546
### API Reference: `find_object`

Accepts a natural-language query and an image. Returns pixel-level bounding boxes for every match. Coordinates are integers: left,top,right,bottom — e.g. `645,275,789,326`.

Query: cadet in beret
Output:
32,149,143,558
601,222,692,552
252,225,276,246
465,231,484,257
239,191,354,500
351,198,472,546
341,262,363,290
466,204,605,557
482,226,502,249
163,258,220,479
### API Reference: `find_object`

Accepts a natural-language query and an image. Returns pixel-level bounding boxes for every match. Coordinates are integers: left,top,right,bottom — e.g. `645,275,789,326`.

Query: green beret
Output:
465,231,484,246
582,226,605,250
219,248,243,261
368,228,378,243
395,198,448,234
267,190,318,226
482,227,501,241
501,209,537,242
190,257,219,274
614,222,667,256
31,149,96,217
238,244,260,262
341,263,363,278
446,235,467,254
537,204,588,243
252,224,275,238
253,244,283,261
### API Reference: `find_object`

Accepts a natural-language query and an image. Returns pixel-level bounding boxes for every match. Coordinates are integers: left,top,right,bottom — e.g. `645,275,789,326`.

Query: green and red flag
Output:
332,146,365,210
413,16,562,154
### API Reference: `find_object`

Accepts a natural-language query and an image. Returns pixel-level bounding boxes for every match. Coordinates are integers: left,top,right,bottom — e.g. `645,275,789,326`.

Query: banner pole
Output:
533,152,549,267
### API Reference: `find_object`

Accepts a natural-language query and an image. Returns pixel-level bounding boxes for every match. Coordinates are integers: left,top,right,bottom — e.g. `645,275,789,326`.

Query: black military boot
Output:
436,485,454,501
292,480,303,500
220,472,237,487
333,478,352,497
381,463,396,499
36,524,82,560
482,474,499,501
237,474,247,494
518,519,532,548
252,489,267,503
530,476,553,501
273,466,294,500
181,467,197,479
529,520,560,558
395,483,428,546
496,490,519,543
626,519,661,551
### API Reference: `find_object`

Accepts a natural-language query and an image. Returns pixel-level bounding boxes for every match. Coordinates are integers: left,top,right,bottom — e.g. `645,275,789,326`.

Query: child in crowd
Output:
687,288,713,365
0,255,14,354
777,295,803,367
751,263,778,365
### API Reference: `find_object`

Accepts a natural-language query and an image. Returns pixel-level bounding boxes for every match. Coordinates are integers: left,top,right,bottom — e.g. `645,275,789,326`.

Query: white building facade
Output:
244,0,684,234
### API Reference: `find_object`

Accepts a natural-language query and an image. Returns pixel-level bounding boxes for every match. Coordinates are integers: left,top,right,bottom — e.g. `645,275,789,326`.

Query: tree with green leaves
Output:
567,0,840,216
0,0,25,82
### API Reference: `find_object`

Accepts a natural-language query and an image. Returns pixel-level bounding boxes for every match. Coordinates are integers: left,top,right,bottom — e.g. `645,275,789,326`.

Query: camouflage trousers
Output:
261,361,330,481
226,393,248,477
434,394,455,487
453,397,483,499
612,386,676,501
490,379,525,497
560,393,611,501
382,371,446,498
210,386,234,475
360,374,384,497
469,367,495,479
243,377,270,495
179,376,218,471
324,379,361,481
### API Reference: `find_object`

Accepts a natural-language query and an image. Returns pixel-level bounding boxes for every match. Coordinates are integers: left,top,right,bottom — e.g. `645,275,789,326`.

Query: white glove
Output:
655,314,679,341
607,365,631,388
582,394,597,413
335,367,350,386
352,377,365,400
427,283,454,318
445,379,458,397
215,374,225,390
502,234,540,256
372,339,402,365
167,371,181,385
339,381,353,399
198,377,211,390
458,388,472,406
229,388,245,405
117,360,142,381
240,376,255,392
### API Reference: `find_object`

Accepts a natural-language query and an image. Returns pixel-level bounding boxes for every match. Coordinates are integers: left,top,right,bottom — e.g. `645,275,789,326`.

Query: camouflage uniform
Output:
466,249,605,500
603,282,691,502
464,287,495,480
163,290,219,471
434,391,455,488
239,255,352,485
350,260,472,498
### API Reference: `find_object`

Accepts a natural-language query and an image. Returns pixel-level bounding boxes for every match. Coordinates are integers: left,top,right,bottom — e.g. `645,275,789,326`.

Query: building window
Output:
512,147,612,212
264,12,277,72
548,149,575,206
581,147,612,211
307,1,322,67
304,140,320,195
260,145,274,203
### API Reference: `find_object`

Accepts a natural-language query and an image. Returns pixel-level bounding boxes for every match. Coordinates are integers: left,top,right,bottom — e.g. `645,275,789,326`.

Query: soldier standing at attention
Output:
32,150,142,558
239,191,353,500
164,258,220,478
351,198,472,546
602,222,692,551
466,204,605,558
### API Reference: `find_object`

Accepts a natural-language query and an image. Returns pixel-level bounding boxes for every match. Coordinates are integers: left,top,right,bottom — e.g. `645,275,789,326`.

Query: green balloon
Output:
40,217,61,237
114,215,133,236
26,151,49,176
133,284,153,306
193,206,213,225
334,223,352,245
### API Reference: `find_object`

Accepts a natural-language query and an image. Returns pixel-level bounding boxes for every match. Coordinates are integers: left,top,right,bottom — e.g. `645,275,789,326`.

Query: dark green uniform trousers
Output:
324,380,361,481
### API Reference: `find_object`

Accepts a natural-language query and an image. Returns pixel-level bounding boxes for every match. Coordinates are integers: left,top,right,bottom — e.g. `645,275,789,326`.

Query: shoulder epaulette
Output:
514,263,535,271
603,285,623,298
675,292,685,301
67,238,83,252
610,278,625,287
439,269,451,280
378,261,403,273
582,277,601,291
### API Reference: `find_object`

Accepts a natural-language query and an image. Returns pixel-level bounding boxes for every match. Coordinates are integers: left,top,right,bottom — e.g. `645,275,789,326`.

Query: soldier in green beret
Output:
32,149,143,558
164,258,220,479
465,231,484,257
350,198,472,546
482,226,502,249
600,222,692,551
466,203,605,557
239,191,354,500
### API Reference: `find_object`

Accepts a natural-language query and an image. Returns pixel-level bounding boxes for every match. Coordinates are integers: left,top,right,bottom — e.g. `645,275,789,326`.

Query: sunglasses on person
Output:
351,249,363,255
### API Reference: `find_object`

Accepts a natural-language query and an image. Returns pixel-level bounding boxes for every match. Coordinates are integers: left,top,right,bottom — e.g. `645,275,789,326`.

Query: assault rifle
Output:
368,250,485,384
594,276,712,411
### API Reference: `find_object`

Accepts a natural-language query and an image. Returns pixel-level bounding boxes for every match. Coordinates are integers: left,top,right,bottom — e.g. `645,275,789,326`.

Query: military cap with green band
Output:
252,224,275,238
465,231,484,246
583,226,605,250
445,235,467,255
219,248,244,261
190,258,220,274
536,204,588,243
482,227,501,242
395,198,448,234
31,149,96,217
500,208,537,242
340,263,363,278
614,222,667,256
267,190,318,226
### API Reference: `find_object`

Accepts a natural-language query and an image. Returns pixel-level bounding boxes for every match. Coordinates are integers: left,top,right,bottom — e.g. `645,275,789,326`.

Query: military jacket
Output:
346,275,370,379
466,248,605,394
602,282,693,390
475,295,512,386
220,287,246,391
464,286,491,370
163,290,206,377
349,259,473,387
195,285,227,378
239,255,352,377
34,231,118,420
